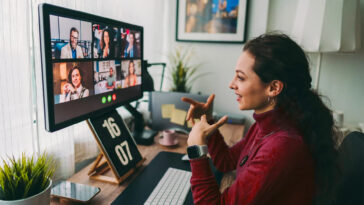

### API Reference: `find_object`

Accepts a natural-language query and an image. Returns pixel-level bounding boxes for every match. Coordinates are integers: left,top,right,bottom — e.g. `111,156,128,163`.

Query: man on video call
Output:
105,67,115,90
61,27,84,59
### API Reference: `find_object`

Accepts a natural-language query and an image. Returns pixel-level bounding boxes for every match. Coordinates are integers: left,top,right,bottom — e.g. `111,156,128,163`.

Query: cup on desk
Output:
159,130,178,146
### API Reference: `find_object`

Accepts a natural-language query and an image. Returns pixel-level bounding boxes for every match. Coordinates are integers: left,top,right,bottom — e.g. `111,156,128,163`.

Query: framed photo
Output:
176,0,249,43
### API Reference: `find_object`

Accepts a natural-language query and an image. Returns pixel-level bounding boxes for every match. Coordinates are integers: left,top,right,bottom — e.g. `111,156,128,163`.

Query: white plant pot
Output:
0,179,52,205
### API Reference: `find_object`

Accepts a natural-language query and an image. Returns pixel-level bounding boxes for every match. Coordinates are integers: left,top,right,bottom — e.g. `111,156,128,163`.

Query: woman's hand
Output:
63,83,74,94
181,94,215,124
188,115,228,146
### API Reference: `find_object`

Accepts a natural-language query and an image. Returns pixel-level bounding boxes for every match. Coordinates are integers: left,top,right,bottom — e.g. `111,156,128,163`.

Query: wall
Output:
161,0,270,129
159,0,364,129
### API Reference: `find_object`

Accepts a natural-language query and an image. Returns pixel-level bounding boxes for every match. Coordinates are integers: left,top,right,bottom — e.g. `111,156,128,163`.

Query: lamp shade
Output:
291,0,361,52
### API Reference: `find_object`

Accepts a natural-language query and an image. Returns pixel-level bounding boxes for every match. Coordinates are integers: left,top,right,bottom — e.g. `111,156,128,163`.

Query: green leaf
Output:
166,46,206,92
0,152,55,200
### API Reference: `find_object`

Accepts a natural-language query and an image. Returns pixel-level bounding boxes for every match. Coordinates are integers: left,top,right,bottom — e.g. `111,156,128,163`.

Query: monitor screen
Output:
39,4,143,132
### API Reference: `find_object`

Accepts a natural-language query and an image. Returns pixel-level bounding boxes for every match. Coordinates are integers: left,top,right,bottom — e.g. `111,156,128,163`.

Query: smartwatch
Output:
187,145,208,159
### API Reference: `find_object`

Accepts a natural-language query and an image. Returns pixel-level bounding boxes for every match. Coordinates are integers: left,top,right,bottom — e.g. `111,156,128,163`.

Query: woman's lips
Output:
236,94,242,102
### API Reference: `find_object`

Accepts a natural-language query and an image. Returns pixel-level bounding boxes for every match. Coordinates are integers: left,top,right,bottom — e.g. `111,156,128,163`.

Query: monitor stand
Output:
124,104,158,145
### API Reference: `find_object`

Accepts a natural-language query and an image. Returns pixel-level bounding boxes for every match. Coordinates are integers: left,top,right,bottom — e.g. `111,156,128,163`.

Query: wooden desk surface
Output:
51,124,244,205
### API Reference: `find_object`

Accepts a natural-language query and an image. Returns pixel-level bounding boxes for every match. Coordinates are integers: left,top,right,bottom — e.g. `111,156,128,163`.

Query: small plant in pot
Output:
167,46,205,93
0,152,55,205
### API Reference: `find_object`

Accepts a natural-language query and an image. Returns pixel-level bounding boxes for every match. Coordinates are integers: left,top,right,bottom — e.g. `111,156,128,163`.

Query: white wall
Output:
160,0,270,128
157,0,364,129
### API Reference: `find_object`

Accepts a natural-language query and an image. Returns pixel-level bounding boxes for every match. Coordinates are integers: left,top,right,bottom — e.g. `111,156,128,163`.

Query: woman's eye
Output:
237,76,244,81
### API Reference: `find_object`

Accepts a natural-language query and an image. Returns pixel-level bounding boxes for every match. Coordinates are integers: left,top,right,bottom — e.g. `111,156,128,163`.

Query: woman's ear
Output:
268,80,284,97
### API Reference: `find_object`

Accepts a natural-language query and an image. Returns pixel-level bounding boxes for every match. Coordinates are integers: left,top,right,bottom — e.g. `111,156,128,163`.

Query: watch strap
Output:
199,145,208,156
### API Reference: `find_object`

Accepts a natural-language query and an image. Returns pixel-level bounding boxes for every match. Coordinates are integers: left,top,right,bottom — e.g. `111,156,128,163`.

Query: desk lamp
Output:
291,0,361,90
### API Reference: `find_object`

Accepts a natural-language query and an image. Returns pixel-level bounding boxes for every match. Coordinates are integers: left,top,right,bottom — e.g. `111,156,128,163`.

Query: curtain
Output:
0,0,168,180
0,0,35,160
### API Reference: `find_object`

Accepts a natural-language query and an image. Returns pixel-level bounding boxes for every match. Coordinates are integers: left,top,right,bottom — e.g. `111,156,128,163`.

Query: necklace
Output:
239,129,280,167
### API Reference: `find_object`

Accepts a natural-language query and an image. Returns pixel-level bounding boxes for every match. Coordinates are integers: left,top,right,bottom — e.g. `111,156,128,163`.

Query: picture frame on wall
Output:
176,0,249,43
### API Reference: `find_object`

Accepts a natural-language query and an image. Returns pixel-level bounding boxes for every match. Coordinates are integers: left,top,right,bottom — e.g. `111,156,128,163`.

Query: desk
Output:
51,124,244,205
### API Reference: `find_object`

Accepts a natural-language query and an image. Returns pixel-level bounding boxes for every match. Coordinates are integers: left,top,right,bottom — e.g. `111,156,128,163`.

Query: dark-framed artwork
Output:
176,0,249,43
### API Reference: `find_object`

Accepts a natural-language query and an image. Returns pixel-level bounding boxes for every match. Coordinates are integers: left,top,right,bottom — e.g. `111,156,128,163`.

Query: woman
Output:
99,29,114,58
124,32,139,58
183,33,339,205
124,60,138,87
60,66,89,102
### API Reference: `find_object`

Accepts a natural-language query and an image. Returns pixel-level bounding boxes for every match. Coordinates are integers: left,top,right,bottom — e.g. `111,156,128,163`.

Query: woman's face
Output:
229,51,270,113
104,31,110,45
71,69,81,88
129,62,135,74
129,34,134,44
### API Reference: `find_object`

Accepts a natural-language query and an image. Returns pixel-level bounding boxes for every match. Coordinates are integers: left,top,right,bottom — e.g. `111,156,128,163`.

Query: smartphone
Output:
51,181,100,203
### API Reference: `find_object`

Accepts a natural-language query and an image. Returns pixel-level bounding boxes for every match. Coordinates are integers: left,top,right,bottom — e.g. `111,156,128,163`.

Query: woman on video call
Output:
183,33,339,205
60,66,89,102
124,32,139,58
99,28,114,58
124,60,138,87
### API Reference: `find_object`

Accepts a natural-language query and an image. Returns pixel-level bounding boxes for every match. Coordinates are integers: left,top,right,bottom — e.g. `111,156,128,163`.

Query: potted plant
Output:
0,152,55,205
167,46,205,93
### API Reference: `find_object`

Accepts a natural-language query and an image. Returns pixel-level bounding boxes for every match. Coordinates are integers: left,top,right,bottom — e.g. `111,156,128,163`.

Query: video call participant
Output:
124,32,139,58
183,33,339,205
120,31,127,57
123,60,138,87
99,29,114,58
60,66,89,102
61,27,84,59
105,67,116,89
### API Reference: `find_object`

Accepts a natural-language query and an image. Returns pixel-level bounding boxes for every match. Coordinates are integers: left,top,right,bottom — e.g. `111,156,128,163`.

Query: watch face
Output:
187,146,200,159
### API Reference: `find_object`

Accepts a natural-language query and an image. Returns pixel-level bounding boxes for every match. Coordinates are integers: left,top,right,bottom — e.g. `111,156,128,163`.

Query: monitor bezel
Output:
39,3,144,132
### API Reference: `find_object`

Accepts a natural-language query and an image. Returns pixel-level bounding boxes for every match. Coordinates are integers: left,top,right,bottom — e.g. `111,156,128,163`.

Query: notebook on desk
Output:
111,151,222,205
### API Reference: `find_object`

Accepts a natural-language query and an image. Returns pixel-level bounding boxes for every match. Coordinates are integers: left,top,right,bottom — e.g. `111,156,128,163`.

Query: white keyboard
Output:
144,168,192,205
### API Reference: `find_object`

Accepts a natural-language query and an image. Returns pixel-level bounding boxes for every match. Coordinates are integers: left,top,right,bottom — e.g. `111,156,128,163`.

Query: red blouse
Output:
189,109,315,205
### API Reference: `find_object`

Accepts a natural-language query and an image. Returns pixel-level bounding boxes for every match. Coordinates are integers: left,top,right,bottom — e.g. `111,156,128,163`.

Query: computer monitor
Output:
39,4,144,132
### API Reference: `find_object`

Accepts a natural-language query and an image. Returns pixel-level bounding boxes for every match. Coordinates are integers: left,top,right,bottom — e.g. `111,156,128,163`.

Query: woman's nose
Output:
229,80,236,90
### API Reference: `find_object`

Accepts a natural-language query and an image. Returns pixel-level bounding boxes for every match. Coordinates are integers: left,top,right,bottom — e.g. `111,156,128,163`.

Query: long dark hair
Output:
100,28,111,49
244,33,339,204
129,32,137,47
128,60,135,75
